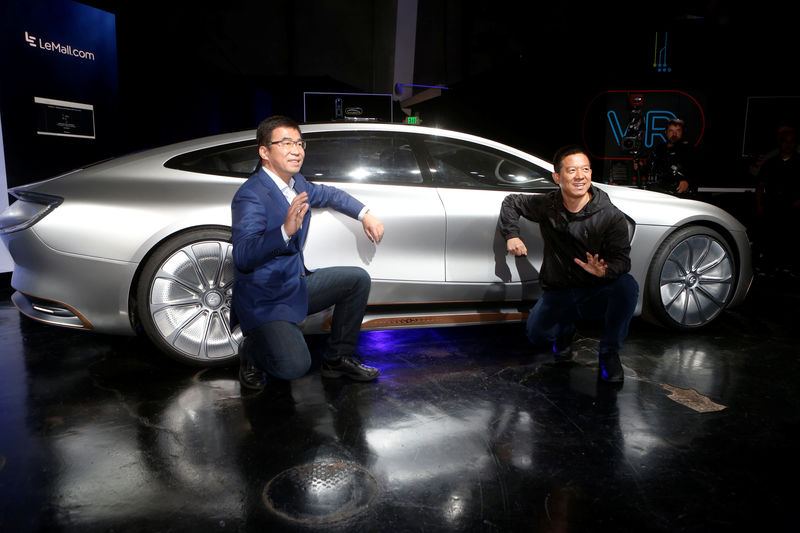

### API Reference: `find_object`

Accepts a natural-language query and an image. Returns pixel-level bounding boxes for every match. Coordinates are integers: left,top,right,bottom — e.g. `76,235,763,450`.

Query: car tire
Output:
136,228,241,366
645,225,736,329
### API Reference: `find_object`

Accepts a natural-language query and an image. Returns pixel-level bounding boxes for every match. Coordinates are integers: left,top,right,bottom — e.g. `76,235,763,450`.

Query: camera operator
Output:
638,118,697,196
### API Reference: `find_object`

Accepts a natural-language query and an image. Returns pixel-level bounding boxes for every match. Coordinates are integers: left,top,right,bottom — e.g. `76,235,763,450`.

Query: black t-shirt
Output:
759,154,800,213
645,141,696,192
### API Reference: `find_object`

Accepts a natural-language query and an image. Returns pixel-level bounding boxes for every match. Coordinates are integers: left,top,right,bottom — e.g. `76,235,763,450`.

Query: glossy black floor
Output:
1,275,799,533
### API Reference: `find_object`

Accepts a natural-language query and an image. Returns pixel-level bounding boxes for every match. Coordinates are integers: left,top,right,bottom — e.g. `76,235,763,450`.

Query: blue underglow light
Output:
357,329,442,372
360,329,431,352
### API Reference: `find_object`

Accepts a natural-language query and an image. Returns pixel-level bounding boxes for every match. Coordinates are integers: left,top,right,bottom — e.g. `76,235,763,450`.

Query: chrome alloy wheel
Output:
146,238,241,363
657,233,734,327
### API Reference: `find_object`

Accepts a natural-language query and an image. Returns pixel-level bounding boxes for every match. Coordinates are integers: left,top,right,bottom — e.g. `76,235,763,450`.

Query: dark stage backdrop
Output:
0,0,119,189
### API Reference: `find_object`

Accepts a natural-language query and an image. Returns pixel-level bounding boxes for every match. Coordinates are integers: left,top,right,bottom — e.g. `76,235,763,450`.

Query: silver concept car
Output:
1,123,752,365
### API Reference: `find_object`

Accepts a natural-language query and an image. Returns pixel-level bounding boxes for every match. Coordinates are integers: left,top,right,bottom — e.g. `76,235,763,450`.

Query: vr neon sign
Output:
607,109,677,149
582,89,705,161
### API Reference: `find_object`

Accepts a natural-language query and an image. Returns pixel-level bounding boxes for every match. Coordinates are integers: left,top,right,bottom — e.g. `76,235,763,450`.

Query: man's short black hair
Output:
552,145,590,173
668,118,685,129
777,125,797,142
256,115,301,150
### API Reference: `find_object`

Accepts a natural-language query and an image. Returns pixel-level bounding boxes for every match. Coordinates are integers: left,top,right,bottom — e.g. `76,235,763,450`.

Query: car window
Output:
302,134,423,185
424,139,553,190
165,141,258,177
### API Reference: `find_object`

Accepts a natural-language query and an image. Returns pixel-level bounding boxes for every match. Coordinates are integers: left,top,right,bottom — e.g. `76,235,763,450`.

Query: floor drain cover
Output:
263,461,377,525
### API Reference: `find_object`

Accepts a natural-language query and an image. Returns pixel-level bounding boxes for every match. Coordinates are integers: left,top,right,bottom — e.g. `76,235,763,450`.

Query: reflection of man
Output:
499,145,638,382
642,118,696,195
231,115,385,391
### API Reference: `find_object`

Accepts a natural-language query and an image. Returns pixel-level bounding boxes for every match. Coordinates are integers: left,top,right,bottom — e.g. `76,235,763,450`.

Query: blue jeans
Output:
243,266,371,380
526,274,639,356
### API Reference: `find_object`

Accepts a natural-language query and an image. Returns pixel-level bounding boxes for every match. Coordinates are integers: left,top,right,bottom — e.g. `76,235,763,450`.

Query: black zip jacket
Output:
499,186,632,290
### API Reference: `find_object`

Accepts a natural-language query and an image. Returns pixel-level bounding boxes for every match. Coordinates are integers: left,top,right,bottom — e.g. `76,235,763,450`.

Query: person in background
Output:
755,127,800,275
639,118,697,195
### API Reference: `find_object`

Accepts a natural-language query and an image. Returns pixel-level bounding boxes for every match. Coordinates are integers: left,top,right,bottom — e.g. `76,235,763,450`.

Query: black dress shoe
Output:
238,339,267,391
321,355,380,381
599,352,624,383
553,330,575,362
553,344,574,363
240,357,267,391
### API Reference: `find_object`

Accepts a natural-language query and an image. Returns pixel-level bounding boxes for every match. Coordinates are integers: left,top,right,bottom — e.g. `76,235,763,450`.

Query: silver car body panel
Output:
304,183,446,282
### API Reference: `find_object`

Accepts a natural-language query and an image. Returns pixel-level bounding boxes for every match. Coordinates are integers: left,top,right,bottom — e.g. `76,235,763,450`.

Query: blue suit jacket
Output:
231,168,365,333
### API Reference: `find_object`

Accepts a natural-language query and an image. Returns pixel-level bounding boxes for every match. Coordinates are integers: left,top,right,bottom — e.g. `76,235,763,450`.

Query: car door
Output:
421,137,556,299
300,131,446,288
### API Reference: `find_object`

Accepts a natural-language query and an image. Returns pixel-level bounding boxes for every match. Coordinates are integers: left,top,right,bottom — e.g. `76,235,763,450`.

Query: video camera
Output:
621,93,644,154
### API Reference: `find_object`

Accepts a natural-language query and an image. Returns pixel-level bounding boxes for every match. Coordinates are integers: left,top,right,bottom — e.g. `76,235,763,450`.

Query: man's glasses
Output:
269,138,307,150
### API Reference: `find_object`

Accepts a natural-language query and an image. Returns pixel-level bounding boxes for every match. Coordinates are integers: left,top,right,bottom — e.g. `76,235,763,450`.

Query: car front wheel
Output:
645,226,736,329
136,228,241,366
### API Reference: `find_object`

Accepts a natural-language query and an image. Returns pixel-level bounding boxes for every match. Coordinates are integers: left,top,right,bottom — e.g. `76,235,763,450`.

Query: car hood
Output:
594,183,747,232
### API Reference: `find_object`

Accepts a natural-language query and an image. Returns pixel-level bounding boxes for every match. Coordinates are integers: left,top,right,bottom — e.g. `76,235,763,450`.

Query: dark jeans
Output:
243,266,371,380
526,273,639,356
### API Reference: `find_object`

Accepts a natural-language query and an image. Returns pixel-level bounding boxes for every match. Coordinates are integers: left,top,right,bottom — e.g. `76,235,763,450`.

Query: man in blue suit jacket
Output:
231,115,385,390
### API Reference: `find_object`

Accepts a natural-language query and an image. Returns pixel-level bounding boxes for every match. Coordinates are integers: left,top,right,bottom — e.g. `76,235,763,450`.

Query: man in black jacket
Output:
641,118,696,195
499,145,638,382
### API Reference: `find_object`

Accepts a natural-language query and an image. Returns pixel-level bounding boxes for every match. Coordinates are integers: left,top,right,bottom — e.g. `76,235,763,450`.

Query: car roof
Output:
20,122,554,187
137,122,554,171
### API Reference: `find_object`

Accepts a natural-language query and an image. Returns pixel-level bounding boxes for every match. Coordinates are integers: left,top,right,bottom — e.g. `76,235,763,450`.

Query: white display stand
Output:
0,112,14,274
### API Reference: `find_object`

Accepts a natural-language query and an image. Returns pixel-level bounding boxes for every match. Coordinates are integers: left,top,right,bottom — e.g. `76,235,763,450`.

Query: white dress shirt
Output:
261,166,368,244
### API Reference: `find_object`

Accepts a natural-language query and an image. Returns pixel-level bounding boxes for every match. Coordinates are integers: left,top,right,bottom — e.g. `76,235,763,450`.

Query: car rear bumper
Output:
3,228,139,335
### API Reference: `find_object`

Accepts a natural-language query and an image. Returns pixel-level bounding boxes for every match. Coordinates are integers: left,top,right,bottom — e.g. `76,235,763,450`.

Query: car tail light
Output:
0,190,63,234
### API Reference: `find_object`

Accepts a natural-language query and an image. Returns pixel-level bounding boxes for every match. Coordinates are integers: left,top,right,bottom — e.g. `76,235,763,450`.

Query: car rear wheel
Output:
136,228,241,366
645,226,735,329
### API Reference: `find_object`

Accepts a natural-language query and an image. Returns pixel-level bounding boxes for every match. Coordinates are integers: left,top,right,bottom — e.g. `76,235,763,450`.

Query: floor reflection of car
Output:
0,123,753,366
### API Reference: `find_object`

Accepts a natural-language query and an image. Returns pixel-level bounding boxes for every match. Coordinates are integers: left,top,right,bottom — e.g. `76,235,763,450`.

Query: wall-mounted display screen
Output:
304,92,393,123
35,97,96,139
